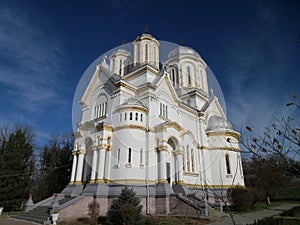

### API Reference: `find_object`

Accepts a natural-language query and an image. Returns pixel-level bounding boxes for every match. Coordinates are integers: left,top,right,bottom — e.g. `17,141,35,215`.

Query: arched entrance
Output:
167,137,180,185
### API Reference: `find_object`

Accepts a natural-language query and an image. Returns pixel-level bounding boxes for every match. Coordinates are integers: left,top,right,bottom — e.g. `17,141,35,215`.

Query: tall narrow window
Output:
191,149,195,172
135,112,138,121
183,150,185,171
129,112,133,120
119,59,123,75
140,148,143,165
187,66,191,85
160,103,162,116
120,114,122,121
187,145,190,172
128,148,132,163
145,44,148,61
165,106,168,118
99,105,102,117
140,114,143,122
125,113,127,121
117,148,120,164
225,154,231,174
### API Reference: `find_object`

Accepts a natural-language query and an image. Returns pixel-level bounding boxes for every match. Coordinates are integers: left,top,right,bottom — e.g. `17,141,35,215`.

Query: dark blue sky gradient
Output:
0,0,299,145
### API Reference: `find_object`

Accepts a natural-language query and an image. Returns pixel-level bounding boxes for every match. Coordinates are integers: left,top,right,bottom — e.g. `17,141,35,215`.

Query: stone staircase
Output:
12,196,75,224
12,205,50,224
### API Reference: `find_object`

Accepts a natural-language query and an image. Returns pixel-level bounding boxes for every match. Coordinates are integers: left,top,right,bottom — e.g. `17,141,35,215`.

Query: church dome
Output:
111,47,131,57
206,115,233,132
168,46,201,59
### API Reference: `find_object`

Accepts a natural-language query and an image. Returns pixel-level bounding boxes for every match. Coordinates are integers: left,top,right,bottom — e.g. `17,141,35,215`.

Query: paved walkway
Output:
0,217,38,225
207,203,300,225
0,203,298,225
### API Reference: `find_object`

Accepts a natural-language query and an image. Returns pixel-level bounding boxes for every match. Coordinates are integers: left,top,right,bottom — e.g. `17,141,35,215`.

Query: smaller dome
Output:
111,48,131,57
206,115,233,132
168,46,201,59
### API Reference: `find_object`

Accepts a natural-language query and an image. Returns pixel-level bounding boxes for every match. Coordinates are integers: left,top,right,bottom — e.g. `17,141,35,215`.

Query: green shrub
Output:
107,187,143,225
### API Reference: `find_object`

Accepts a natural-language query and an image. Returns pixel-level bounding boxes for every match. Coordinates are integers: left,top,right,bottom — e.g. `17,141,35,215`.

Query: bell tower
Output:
133,27,160,69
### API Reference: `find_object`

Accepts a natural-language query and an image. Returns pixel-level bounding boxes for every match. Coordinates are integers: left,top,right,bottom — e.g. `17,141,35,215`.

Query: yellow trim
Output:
114,124,147,132
108,179,157,184
73,181,83,185
206,131,240,139
69,181,74,185
186,183,245,189
156,145,168,151
89,179,96,183
159,179,168,183
95,179,105,183
116,106,148,113
96,123,113,132
177,180,185,185
77,150,86,154
200,146,240,152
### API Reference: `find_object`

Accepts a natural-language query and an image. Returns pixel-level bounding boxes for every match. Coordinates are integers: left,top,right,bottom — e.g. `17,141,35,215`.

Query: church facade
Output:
62,31,244,216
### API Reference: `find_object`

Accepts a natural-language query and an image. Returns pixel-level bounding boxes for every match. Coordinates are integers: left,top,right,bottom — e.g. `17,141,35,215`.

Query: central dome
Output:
168,46,201,59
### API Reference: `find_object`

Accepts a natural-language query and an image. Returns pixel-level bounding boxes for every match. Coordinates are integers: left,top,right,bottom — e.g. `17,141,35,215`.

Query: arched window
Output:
187,66,192,85
119,59,123,75
112,58,115,71
140,148,143,165
128,148,132,163
117,148,121,164
225,154,231,174
125,113,127,121
129,112,133,120
191,149,195,172
145,44,148,61
135,112,138,121
120,114,122,121
140,114,143,122
170,69,175,82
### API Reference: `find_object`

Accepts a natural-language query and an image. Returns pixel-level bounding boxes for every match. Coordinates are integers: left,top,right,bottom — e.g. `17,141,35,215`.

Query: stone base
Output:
172,184,189,196
61,184,83,197
82,183,109,197
155,182,173,197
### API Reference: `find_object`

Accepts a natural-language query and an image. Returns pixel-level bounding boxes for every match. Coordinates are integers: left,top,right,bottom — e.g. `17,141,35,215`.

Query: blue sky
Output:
0,0,299,145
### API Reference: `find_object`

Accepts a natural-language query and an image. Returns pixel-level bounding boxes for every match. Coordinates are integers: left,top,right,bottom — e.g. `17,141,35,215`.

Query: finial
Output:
144,25,149,34
179,38,184,46
121,40,125,48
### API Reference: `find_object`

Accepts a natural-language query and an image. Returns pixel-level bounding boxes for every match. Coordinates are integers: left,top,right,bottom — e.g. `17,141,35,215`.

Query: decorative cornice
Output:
206,130,240,139
156,145,168,151
114,124,147,132
116,106,148,113
200,146,240,152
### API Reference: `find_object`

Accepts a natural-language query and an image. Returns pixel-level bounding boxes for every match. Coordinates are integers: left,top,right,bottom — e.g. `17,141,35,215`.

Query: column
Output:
96,147,106,183
90,149,98,183
177,153,184,184
75,152,85,184
104,150,111,182
70,153,77,184
160,150,167,183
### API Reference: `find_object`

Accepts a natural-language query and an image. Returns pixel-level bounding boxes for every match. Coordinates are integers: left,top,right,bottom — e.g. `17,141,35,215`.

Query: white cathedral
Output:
61,30,244,217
